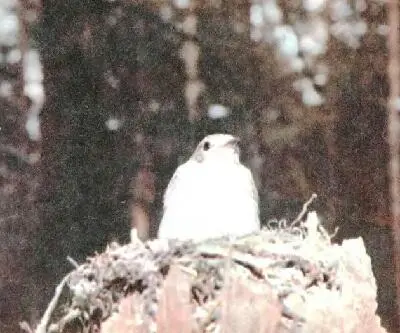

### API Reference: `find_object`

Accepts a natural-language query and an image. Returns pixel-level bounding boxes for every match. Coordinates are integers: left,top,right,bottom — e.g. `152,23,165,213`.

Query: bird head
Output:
191,134,240,163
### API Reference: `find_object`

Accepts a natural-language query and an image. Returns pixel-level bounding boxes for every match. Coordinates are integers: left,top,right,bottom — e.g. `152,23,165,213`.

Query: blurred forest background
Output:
0,0,398,332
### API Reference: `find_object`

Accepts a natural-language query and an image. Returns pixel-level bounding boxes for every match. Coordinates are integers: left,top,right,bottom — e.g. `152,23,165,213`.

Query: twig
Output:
66,256,79,268
35,272,71,333
327,226,339,240
198,299,222,331
19,321,33,333
291,193,317,226
57,308,82,333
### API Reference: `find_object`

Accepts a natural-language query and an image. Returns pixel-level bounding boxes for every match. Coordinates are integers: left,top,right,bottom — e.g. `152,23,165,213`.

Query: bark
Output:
387,0,400,330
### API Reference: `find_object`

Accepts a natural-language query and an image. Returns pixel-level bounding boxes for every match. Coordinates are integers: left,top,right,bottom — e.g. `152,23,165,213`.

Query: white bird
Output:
157,133,260,240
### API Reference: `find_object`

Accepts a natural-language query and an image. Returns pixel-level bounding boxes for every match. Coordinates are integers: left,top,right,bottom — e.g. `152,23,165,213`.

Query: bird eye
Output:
203,141,210,151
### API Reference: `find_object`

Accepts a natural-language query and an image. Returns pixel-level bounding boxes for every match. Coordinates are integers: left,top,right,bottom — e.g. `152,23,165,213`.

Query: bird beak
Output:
226,137,240,146
225,137,240,152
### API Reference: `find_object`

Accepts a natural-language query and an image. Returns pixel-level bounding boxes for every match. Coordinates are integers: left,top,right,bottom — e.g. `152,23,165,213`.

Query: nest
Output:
30,210,386,333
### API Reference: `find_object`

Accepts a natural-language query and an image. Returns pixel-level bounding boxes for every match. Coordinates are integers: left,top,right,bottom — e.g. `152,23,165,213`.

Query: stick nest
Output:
34,212,386,333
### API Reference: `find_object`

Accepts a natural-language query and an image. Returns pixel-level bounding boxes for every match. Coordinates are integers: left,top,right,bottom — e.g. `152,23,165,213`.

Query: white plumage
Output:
157,134,260,240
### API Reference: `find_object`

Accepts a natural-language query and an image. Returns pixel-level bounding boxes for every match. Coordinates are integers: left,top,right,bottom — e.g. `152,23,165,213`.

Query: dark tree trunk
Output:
0,2,41,330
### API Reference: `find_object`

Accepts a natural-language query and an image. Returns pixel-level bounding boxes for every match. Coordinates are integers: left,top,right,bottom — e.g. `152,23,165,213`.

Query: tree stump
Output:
33,212,386,333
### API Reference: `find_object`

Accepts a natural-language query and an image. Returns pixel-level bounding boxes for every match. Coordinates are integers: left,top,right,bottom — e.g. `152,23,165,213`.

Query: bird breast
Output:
159,160,259,240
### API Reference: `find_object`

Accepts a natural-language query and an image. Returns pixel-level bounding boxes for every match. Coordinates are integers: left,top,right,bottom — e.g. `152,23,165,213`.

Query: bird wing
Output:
158,161,196,239
163,162,191,210
249,168,259,207
241,165,259,217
